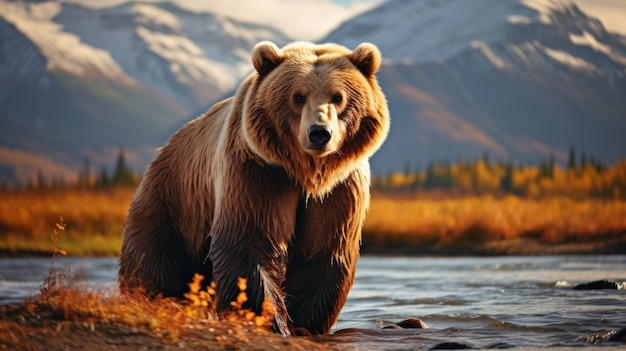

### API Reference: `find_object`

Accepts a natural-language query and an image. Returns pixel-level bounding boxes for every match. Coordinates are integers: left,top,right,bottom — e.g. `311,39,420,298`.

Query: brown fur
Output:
118,41,389,335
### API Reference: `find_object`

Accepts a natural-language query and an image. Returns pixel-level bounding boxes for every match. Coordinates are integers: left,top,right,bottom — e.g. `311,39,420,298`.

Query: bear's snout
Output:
308,125,332,147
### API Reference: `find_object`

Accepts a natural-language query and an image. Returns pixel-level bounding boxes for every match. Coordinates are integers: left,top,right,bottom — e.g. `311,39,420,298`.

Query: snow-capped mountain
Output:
2,0,626,185
53,1,291,109
326,0,625,76
0,0,291,110
324,0,626,171
0,0,291,185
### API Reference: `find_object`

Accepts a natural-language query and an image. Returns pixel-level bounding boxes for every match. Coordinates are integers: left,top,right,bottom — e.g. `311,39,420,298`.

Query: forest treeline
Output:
373,147,626,199
5,146,626,200
4,148,140,191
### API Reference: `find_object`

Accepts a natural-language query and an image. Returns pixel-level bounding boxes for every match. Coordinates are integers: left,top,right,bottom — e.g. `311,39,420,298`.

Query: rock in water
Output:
383,318,428,329
609,328,626,343
573,280,618,290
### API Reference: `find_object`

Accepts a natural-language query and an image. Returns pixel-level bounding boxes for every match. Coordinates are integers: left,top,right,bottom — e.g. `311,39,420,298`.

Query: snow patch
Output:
127,3,183,33
543,46,599,72
569,31,611,54
137,27,234,90
568,31,626,66
471,40,509,69
507,15,533,25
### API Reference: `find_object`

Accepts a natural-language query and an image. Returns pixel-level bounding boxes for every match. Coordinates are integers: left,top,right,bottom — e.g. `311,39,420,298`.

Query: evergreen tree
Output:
36,169,46,190
403,159,412,177
540,154,555,178
424,161,437,189
568,145,576,171
482,152,491,170
96,166,111,189
424,160,453,189
112,148,135,186
547,154,556,178
411,158,421,190
500,161,514,193
78,156,92,189
580,149,588,168
592,157,605,173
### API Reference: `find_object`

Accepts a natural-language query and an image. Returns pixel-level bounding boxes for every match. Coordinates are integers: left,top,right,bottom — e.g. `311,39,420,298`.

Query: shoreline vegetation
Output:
3,150,625,256
0,187,625,257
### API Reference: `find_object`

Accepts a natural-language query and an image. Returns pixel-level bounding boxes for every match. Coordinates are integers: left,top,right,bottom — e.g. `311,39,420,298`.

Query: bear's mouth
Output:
305,147,334,158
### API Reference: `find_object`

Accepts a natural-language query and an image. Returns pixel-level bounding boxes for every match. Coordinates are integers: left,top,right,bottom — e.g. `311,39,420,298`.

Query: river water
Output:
1,255,625,350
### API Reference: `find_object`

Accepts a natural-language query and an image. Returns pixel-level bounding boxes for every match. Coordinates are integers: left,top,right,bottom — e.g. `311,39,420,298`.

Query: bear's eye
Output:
331,94,343,104
293,93,306,105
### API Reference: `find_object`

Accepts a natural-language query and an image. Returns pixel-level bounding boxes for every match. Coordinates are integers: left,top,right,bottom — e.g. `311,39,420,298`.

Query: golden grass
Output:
0,188,133,256
364,194,626,253
1,188,625,256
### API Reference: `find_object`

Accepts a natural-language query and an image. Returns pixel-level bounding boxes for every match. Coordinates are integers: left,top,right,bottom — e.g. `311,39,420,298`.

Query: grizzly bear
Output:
118,40,389,335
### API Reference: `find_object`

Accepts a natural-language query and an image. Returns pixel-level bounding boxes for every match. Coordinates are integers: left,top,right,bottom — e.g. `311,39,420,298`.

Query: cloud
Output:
61,0,381,41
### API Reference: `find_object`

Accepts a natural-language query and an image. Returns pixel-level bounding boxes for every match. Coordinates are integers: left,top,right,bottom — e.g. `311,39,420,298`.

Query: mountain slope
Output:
323,0,626,172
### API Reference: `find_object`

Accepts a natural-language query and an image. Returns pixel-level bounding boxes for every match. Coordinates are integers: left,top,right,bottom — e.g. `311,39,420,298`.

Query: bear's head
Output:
242,41,389,197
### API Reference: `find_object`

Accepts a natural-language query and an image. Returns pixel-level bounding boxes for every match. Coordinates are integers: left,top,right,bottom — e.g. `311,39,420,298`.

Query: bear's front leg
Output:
284,167,370,334
209,230,289,334
207,164,301,335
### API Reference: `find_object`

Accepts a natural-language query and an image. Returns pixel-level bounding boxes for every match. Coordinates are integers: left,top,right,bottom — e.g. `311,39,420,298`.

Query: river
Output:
1,255,625,350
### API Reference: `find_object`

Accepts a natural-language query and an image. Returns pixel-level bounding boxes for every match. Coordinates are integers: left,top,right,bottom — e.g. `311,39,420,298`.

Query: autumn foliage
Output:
374,158,626,199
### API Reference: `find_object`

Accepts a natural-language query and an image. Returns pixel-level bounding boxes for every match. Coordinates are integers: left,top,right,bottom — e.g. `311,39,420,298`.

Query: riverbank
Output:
0,289,326,351
1,189,625,257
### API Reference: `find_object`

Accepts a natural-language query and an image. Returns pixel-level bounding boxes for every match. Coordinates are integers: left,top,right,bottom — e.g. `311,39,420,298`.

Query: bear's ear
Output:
349,43,381,78
252,41,284,76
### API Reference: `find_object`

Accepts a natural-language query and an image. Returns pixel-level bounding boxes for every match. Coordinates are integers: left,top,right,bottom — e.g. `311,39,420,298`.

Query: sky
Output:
63,0,626,40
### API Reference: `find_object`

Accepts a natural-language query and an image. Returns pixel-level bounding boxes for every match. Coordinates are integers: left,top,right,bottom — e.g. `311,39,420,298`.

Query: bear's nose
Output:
308,125,332,146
